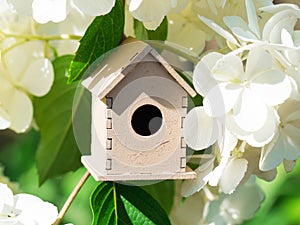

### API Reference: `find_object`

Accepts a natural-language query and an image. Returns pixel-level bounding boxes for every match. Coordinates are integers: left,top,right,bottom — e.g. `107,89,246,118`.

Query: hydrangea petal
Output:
4,48,29,82
128,0,144,11
262,9,298,43
32,0,69,24
20,59,54,96
278,99,300,121
219,158,248,194
73,0,115,16
220,177,264,222
183,107,219,150
245,0,260,38
260,133,284,171
0,184,14,214
218,127,238,155
231,27,259,42
129,0,173,25
199,16,240,46
209,148,231,187
4,41,44,83
245,48,273,79
193,61,217,97
269,14,298,44
7,90,33,133
212,54,244,82
8,0,33,16
284,124,300,146
203,195,226,225
245,108,279,147
14,194,58,225
233,89,268,132
226,113,249,138
260,4,299,14
203,82,242,117
143,19,165,30
0,217,18,224
0,108,10,130
181,155,214,197
224,16,249,33
251,70,291,106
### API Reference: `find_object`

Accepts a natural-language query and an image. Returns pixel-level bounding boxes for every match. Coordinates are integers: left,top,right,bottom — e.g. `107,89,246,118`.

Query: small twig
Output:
52,171,91,225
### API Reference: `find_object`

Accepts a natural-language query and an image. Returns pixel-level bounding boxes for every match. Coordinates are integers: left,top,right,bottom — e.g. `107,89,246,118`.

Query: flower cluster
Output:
0,183,58,224
9,0,190,30
0,0,91,133
183,0,300,203
171,176,264,225
0,3,54,133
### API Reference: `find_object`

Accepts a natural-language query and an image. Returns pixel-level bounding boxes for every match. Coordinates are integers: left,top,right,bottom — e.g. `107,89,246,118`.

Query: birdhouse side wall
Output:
89,95,110,175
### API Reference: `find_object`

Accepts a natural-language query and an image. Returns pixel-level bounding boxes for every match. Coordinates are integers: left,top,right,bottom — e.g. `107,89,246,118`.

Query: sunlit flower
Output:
260,99,300,171
9,0,116,24
193,47,290,147
0,183,58,224
204,176,264,225
222,1,300,46
0,40,54,133
194,0,273,47
128,0,189,30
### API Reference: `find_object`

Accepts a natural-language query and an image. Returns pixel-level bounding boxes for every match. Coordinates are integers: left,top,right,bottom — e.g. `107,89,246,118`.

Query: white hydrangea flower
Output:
0,183,58,224
222,1,300,47
0,0,32,34
204,176,264,225
71,0,116,16
0,40,54,133
260,98,300,171
128,0,189,30
194,0,273,47
194,47,291,147
9,0,116,24
183,108,278,196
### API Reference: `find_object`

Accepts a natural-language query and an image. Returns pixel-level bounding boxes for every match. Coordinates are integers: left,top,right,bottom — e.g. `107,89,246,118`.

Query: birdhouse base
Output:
82,156,196,182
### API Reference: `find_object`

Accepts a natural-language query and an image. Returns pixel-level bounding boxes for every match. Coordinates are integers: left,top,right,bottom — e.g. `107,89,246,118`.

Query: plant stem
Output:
52,171,90,225
0,30,82,41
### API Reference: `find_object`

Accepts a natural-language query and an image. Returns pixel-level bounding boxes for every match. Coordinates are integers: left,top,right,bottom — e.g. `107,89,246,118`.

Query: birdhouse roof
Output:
81,39,197,99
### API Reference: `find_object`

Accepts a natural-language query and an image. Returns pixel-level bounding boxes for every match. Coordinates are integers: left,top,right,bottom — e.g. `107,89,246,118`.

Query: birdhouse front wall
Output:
103,55,189,176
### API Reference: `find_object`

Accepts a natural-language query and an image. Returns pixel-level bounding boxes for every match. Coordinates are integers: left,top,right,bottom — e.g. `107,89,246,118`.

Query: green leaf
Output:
68,0,124,83
91,182,172,225
34,55,82,185
134,17,168,41
142,181,175,214
0,129,39,181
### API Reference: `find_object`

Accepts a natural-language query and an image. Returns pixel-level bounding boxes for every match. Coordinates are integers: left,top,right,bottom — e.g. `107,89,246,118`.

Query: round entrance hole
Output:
131,104,163,136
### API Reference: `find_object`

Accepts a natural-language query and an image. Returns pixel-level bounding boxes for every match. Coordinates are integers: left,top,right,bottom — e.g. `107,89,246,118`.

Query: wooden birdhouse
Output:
81,39,197,181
